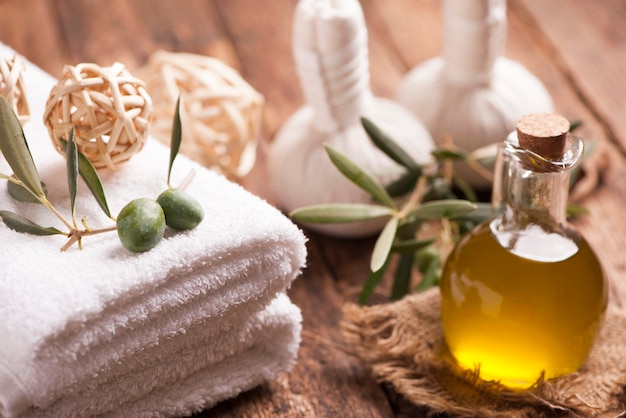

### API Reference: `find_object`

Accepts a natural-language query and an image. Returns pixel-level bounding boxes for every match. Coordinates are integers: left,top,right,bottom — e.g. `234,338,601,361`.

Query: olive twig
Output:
41,198,74,231
60,224,118,252
0,96,204,253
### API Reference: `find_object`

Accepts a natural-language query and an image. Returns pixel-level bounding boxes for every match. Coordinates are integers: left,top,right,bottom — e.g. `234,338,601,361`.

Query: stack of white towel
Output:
0,44,307,417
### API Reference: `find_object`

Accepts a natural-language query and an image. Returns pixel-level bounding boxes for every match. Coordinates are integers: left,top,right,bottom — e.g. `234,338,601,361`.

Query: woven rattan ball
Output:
140,50,264,181
1,53,30,124
43,62,152,170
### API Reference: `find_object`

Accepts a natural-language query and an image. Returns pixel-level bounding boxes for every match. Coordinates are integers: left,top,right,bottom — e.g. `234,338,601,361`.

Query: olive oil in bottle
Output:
440,113,608,388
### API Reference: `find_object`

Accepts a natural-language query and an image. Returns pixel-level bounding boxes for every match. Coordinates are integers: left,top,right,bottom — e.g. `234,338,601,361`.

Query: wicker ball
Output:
0,53,30,124
140,50,264,181
43,62,152,170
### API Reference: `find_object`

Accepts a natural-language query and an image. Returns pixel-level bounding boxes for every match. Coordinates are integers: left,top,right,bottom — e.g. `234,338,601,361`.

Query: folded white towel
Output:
0,43,307,417
23,294,302,418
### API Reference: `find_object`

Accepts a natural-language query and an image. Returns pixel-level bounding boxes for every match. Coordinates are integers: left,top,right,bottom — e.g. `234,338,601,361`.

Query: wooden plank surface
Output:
516,0,626,152
0,0,624,416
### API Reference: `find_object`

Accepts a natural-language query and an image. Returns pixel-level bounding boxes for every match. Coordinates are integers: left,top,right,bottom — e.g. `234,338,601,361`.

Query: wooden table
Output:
1,1,625,416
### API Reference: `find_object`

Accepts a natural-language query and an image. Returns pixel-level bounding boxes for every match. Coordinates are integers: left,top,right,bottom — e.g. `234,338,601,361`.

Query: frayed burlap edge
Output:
341,288,626,417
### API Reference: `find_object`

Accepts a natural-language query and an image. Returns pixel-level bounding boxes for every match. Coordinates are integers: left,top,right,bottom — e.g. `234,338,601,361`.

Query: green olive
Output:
156,188,204,231
116,198,165,252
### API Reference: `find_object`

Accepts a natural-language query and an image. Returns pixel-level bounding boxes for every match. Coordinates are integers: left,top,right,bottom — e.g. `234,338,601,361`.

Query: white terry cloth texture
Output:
0,43,307,417
24,294,302,418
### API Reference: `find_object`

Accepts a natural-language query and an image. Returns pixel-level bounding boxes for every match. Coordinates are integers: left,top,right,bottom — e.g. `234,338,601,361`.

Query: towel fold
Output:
0,43,307,417
23,294,302,418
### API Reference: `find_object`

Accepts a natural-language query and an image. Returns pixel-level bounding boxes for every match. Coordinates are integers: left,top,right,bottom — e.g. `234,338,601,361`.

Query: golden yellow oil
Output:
440,220,607,388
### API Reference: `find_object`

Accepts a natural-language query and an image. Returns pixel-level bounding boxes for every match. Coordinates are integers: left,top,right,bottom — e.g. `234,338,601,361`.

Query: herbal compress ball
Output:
0,53,30,124
139,50,264,182
43,62,152,170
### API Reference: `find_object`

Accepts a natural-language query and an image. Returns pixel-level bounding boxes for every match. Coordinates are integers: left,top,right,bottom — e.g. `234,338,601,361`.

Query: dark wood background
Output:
0,0,625,416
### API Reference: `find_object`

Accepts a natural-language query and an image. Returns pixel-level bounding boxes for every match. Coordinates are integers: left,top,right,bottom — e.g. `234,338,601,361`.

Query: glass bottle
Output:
440,113,608,388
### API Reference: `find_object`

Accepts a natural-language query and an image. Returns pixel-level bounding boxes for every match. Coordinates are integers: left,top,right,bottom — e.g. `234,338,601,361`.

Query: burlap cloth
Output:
342,288,626,418
341,144,626,417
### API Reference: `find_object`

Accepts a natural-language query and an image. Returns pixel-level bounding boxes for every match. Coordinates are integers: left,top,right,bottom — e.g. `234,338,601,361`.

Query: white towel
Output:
23,294,302,418
0,43,307,417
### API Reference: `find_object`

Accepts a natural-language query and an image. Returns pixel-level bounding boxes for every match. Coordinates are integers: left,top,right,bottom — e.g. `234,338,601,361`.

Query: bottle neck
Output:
498,159,570,227
492,131,583,229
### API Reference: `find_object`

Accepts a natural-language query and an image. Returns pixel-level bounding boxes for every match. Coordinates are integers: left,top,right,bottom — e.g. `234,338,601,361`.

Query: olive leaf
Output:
168,96,183,186
60,138,112,219
371,216,398,272
66,128,78,221
6,174,47,204
324,143,396,209
422,178,456,202
406,199,477,221
415,246,441,292
385,170,420,198
457,202,496,224
452,174,478,202
0,210,64,236
469,142,498,170
359,256,390,305
390,252,414,301
570,119,582,132
432,149,467,161
361,117,421,174
391,237,435,253
290,203,393,224
0,97,45,199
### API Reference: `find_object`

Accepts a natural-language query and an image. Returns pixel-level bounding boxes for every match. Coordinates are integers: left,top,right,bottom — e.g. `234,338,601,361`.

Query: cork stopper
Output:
516,113,570,160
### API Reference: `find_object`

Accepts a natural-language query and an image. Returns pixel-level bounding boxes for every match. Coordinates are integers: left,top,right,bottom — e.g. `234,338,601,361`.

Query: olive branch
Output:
290,117,590,304
0,95,195,252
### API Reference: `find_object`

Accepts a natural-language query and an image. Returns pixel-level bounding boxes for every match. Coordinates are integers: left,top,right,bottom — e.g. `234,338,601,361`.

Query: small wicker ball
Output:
0,53,30,124
140,50,264,181
43,62,152,170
